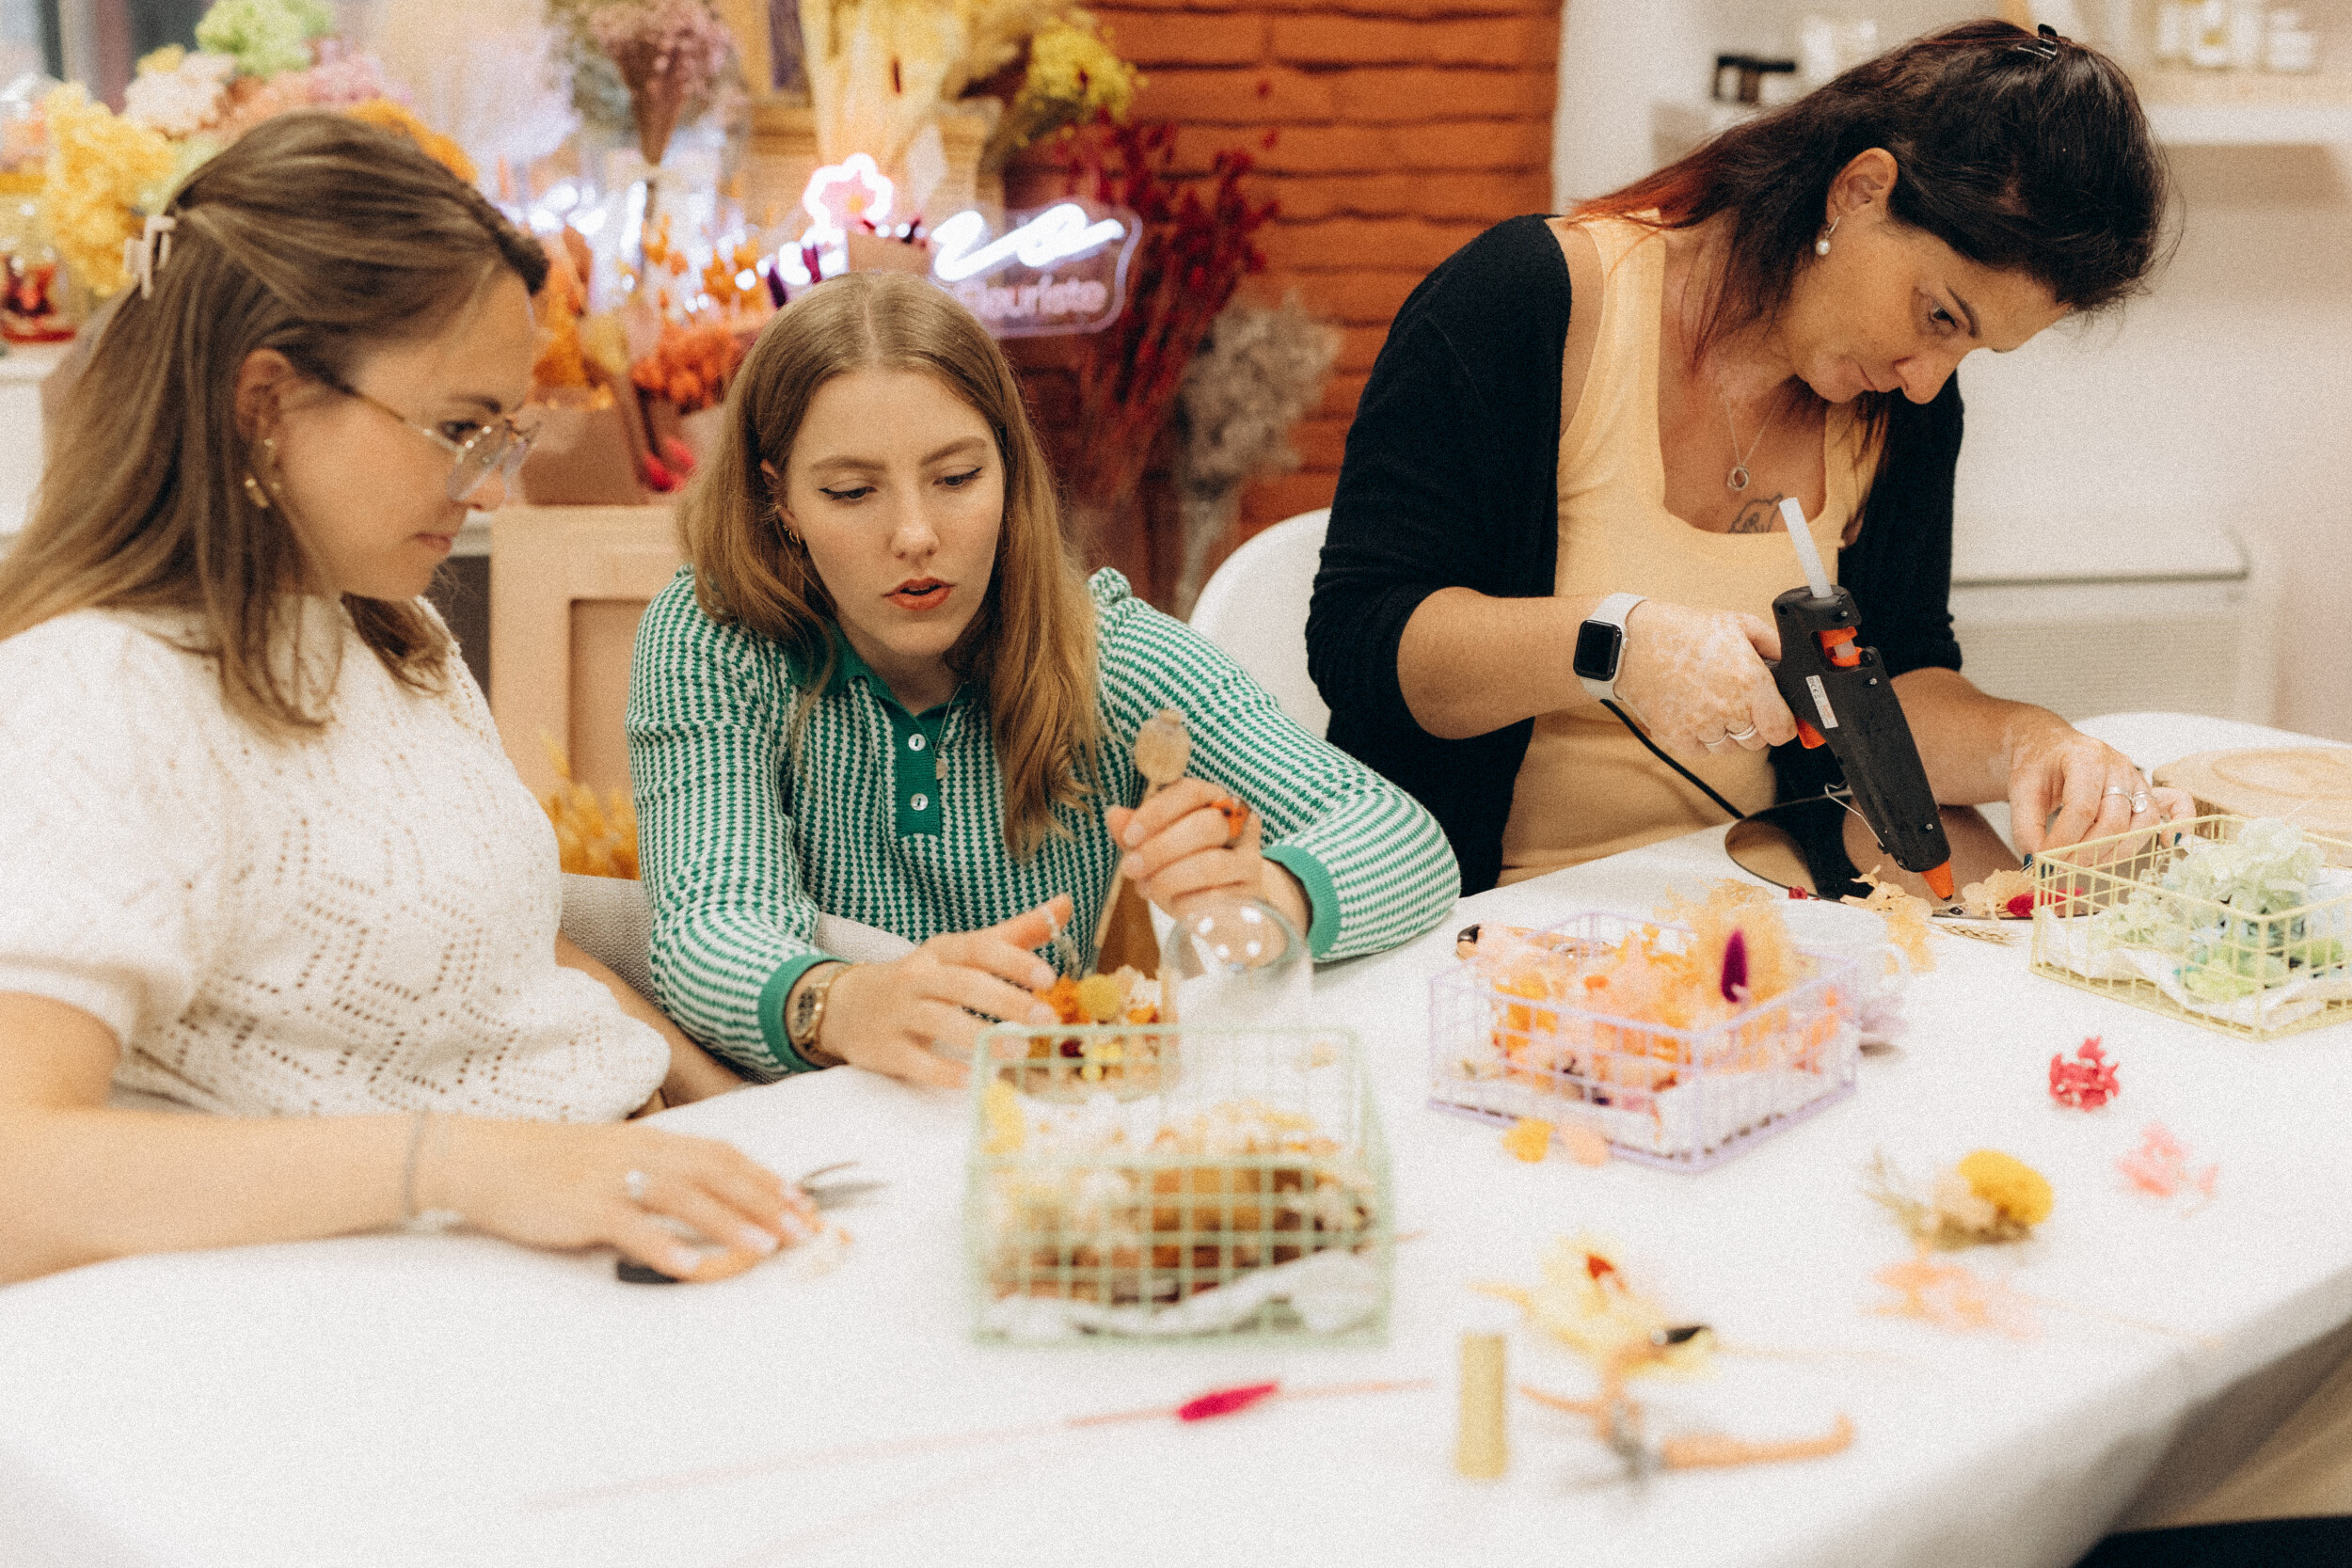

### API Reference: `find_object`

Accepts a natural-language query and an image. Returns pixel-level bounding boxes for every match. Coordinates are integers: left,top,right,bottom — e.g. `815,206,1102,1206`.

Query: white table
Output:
5,714,2349,1568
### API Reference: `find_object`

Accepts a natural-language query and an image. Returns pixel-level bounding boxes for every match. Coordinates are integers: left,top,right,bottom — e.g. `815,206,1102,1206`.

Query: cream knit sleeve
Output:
0,614,229,1046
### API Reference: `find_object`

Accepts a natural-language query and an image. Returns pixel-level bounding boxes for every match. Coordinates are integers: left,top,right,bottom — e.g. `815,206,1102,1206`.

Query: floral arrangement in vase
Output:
795,1,1136,218
1050,118,1275,605
586,0,737,169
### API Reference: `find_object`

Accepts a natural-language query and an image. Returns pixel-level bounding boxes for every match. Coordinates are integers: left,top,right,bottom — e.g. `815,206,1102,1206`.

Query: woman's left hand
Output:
2007,723,2194,856
1106,779,1263,918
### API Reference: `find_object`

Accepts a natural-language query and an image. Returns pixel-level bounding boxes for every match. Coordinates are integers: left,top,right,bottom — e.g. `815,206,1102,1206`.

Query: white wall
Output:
1554,0,2352,741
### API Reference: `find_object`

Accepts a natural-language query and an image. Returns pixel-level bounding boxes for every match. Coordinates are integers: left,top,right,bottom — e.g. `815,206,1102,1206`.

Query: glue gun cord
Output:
1601,701,1748,822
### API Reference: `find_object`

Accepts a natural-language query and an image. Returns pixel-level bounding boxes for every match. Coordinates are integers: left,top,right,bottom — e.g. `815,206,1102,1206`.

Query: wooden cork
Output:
1454,1331,1509,1479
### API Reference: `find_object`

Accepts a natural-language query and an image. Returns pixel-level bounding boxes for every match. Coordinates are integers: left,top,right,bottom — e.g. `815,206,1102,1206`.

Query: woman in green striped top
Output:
628,273,1458,1086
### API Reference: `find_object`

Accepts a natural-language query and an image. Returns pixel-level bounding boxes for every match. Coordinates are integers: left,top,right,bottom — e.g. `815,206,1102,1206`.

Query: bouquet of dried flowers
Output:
585,0,735,168
42,0,434,298
977,18,1137,175
1172,291,1337,614
1057,119,1274,600
630,318,745,414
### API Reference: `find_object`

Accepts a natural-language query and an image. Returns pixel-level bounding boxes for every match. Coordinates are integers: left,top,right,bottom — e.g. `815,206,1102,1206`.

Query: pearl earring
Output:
1814,219,1839,258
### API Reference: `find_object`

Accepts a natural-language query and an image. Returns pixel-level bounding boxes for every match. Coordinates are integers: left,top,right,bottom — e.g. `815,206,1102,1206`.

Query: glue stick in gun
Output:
1768,497,1955,902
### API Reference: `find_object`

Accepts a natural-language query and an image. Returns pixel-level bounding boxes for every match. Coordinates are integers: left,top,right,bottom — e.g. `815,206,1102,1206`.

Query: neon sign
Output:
929,204,1129,283
782,163,1137,336
929,200,1138,338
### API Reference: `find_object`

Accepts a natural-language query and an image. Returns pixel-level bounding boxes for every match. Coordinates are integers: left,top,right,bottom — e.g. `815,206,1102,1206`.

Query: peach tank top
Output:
1496,216,1874,885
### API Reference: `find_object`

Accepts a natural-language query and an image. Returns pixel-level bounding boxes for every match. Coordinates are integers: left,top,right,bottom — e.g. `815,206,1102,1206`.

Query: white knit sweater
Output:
0,601,668,1120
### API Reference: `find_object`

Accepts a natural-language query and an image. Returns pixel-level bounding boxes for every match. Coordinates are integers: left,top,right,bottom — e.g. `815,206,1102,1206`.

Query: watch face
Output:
1572,619,1626,683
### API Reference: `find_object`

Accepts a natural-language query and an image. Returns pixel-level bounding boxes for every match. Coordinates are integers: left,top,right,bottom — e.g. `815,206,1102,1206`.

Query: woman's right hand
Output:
814,895,1072,1089
1609,598,1799,757
428,1117,818,1282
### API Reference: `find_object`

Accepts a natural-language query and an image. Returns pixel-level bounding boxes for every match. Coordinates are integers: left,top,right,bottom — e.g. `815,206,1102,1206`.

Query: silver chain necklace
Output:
1720,387,1781,493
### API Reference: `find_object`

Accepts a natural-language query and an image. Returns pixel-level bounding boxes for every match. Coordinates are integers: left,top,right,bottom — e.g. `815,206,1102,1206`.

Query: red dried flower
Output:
2048,1037,2119,1110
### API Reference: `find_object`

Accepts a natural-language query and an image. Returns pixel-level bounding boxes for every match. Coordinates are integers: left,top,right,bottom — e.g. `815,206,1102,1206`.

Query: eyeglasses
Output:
327,379,537,503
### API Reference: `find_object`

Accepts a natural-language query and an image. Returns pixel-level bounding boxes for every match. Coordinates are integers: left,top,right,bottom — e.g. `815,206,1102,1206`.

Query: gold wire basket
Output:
2028,815,2352,1039
964,1023,1391,1344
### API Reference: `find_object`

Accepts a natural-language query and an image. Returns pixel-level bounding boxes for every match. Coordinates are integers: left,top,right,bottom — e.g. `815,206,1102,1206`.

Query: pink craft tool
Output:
525,1376,1431,1510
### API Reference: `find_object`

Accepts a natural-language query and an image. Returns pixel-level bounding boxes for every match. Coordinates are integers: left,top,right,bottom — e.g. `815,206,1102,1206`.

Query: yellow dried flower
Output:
1957,1149,2053,1227
1020,22,1137,122
137,43,188,75
982,1079,1026,1155
1501,1117,1553,1163
40,84,177,297
342,98,477,184
1073,974,1125,1023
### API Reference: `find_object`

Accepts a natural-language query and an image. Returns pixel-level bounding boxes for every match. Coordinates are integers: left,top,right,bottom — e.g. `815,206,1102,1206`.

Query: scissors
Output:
615,1162,883,1284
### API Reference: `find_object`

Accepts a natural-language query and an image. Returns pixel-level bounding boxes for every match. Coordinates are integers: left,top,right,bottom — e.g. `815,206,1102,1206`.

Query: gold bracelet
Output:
400,1109,463,1234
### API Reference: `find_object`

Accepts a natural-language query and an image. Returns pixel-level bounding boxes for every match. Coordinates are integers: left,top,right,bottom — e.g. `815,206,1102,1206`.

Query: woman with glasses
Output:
0,114,809,1287
1310,21,2191,895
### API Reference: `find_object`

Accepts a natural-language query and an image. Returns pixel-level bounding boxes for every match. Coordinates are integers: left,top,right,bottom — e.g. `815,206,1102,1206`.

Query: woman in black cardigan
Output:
1309,22,2188,894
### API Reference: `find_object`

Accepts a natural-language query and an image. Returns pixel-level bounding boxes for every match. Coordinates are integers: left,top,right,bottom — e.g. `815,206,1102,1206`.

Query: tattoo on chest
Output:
1725,491,1787,533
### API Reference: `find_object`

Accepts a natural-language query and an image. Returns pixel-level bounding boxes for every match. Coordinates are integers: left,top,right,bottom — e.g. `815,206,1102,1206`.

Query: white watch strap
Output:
1577,593,1647,703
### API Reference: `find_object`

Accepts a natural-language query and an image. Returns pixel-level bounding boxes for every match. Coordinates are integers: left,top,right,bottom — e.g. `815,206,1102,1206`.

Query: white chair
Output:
1187,508,1330,737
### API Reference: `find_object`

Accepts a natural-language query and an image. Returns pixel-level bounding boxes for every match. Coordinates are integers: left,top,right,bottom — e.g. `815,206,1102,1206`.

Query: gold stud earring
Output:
242,471,272,510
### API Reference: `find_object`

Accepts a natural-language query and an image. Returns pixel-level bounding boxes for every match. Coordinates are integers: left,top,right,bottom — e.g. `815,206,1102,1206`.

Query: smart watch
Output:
1573,593,1647,703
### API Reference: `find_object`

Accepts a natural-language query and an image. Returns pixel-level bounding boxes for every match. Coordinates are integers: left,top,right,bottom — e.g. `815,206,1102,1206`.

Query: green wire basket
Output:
964,1022,1391,1345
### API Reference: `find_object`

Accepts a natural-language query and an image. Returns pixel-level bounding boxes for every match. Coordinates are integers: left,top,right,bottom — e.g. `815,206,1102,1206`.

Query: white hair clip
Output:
122,212,177,299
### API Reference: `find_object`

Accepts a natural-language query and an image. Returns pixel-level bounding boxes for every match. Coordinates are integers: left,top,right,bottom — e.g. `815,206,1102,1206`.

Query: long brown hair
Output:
0,112,548,732
680,271,1100,857
1577,20,2169,442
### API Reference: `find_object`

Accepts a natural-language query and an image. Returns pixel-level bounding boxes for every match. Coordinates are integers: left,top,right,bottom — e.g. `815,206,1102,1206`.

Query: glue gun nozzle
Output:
1922,863,1955,901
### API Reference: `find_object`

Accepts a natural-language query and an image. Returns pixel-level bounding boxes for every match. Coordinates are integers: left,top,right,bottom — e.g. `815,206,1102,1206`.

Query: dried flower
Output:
1870,1256,2038,1338
2048,1037,2120,1110
1502,1117,1553,1163
1957,1149,2053,1227
629,319,745,413
1843,866,1936,972
983,20,1138,172
1478,1235,1712,1374
341,98,475,183
2119,1122,2217,1205
123,50,237,136
1866,1147,2050,1247
195,0,334,79
40,85,177,297
590,0,734,166
1171,289,1338,611
1057,119,1273,601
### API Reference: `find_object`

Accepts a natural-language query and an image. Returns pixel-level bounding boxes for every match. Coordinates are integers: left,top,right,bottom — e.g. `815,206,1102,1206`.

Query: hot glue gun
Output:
1766,497,1954,902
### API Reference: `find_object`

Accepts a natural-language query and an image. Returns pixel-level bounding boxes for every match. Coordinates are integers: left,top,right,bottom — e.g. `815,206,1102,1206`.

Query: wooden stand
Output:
2152,748,2352,838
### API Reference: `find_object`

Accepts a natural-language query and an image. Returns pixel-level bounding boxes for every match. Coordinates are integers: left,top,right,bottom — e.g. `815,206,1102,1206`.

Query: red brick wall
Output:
1099,1,1562,534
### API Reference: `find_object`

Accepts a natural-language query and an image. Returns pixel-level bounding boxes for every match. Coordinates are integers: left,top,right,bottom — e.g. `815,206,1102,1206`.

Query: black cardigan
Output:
1308,214,1965,895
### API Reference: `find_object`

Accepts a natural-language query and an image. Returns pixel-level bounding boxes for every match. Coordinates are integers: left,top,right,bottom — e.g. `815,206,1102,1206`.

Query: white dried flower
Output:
122,51,235,136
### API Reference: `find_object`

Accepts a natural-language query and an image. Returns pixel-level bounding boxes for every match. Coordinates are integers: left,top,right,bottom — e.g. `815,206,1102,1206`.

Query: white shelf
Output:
2143,98,2352,143
1652,85,2352,165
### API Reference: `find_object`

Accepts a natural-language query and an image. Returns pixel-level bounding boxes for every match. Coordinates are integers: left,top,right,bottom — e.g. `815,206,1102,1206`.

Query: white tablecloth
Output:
5,713,2348,1568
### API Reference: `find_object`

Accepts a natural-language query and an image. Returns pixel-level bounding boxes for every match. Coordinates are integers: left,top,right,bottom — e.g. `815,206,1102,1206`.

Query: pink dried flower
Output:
2120,1121,2217,1204
2049,1037,2120,1110
588,0,731,166
1719,927,1749,1003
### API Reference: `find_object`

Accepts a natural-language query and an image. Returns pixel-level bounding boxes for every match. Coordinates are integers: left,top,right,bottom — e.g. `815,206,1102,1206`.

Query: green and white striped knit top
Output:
628,566,1459,1079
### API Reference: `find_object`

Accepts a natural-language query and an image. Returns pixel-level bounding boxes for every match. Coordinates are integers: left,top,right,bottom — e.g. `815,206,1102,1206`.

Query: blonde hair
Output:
0,112,548,733
680,271,1101,856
